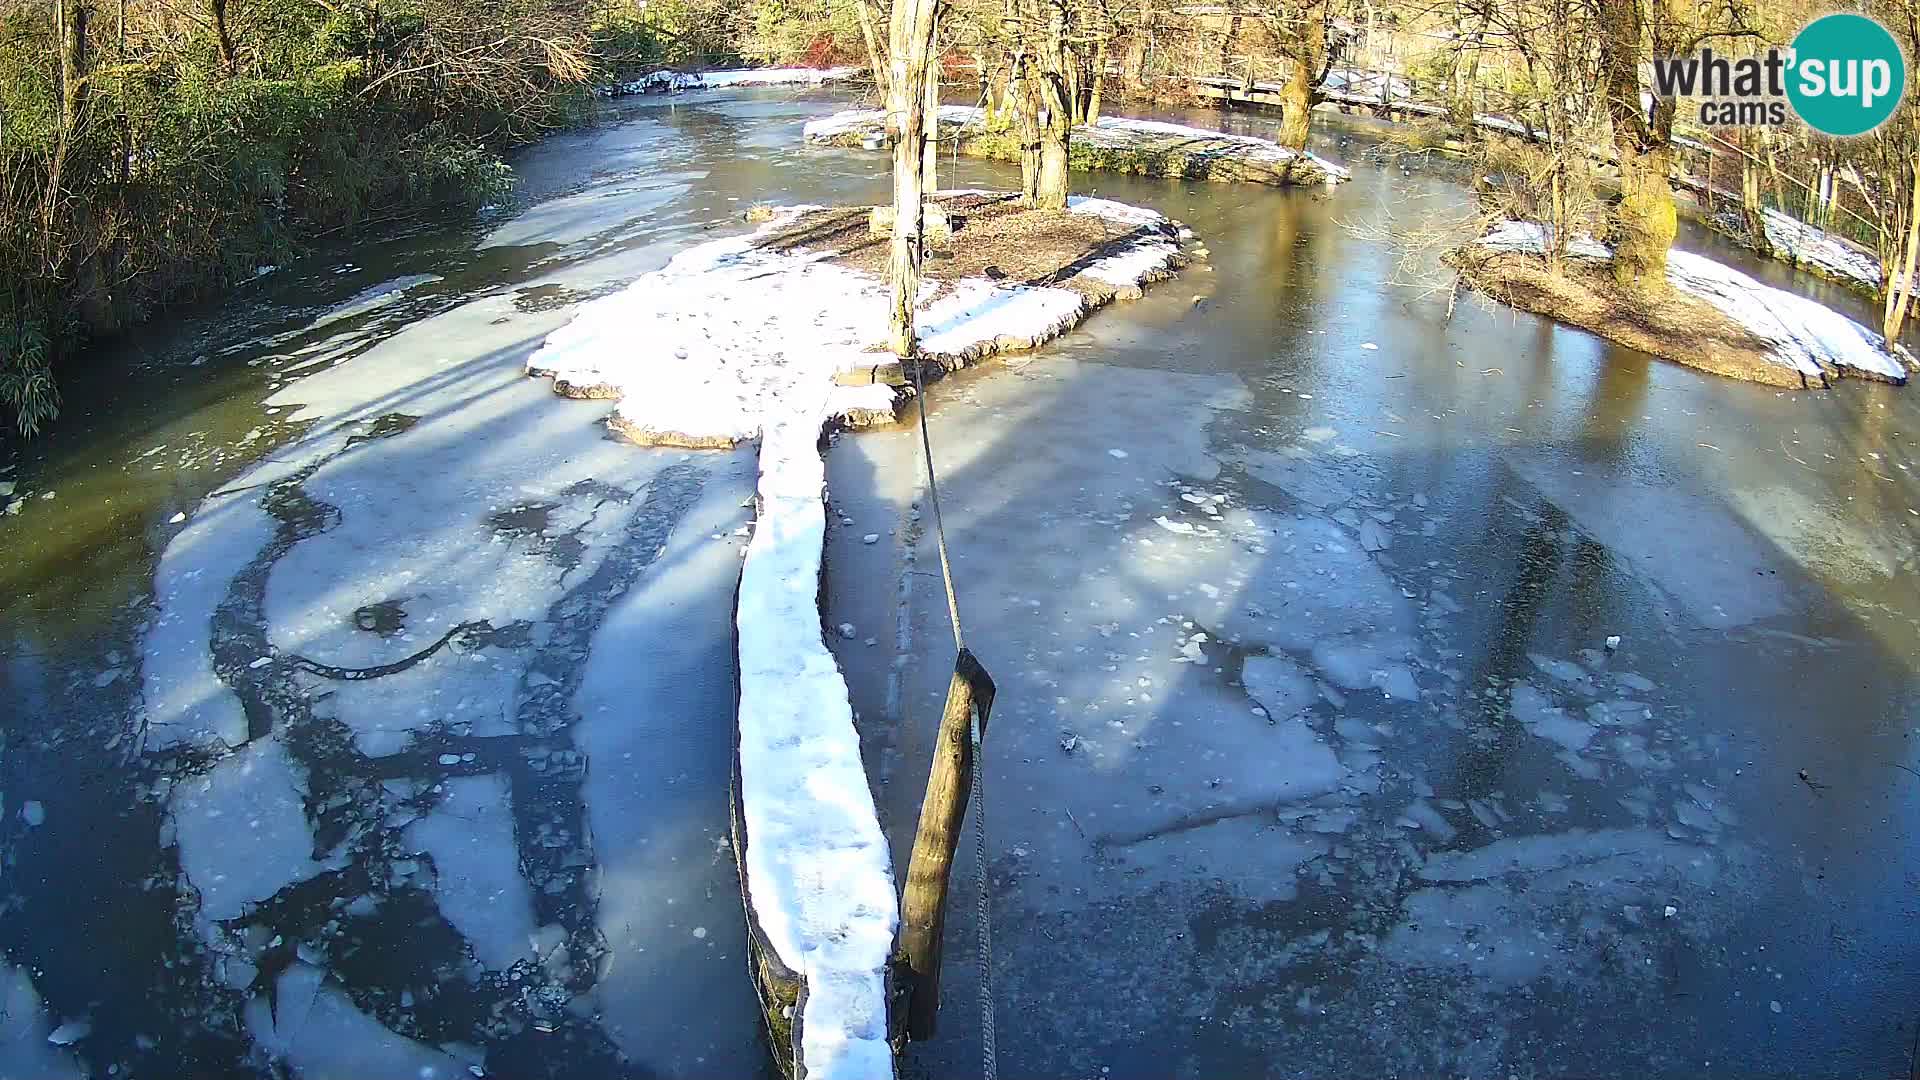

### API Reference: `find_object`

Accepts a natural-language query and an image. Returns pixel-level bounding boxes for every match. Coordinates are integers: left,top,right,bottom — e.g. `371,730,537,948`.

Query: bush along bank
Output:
0,0,604,436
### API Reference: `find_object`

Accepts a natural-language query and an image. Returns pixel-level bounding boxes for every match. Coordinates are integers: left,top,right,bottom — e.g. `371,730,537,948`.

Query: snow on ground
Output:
1758,208,1884,292
802,105,1352,184
526,198,1183,1079
603,67,858,96
1474,220,1907,383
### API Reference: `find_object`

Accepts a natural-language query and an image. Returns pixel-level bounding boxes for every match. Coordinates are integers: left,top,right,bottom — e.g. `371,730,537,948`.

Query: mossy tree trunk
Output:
1276,52,1313,150
1013,0,1072,210
1269,1,1326,153
1600,0,1675,293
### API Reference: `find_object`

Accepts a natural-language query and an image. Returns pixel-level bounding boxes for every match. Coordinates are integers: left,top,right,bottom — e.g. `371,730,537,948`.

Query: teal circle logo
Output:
1787,14,1906,136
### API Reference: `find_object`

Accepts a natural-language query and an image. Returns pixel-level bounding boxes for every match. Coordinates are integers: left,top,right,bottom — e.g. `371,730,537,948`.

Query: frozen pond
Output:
827,117,1920,1078
2,88,1918,1079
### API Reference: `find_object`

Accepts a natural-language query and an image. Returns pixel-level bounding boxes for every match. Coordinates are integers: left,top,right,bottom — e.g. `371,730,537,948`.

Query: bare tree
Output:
1255,1,1334,150
1005,0,1074,207
883,0,942,356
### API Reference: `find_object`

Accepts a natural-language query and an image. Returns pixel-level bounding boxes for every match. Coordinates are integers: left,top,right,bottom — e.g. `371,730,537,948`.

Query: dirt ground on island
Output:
1451,246,1822,389
761,191,1181,304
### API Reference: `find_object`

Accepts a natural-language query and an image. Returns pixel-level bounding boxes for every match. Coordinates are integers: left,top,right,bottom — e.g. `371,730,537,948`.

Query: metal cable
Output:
970,706,996,1080
909,342,993,1080
910,355,965,654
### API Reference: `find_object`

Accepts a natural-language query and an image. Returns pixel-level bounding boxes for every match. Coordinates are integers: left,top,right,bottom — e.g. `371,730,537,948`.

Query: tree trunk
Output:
1036,128,1068,208
1064,42,1082,123
1086,34,1107,124
1277,52,1313,150
1739,129,1770,258
1218,13,1239,78
922,25,940,194
58,0,90,132
1123,0,1150,92
886,0,942,358
1613,142,1677,289
1029,0,1072,210
1276,4,1324,152
210,0,237,73
854,0,891,103
1012,49,1041,203
1600,0,1674,291
46,0,91,243
1884,152,1920,344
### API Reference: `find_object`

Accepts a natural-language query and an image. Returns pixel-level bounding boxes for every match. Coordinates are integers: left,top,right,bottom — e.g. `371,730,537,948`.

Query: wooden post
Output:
897,648,996,1041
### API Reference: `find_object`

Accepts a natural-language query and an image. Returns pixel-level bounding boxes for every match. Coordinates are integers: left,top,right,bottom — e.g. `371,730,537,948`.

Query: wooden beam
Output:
896,648,996,1041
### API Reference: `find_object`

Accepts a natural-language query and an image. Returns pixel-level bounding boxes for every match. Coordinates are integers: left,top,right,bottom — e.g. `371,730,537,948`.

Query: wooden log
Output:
731,740,804,1077
832,361,913,386
896,647,996,1041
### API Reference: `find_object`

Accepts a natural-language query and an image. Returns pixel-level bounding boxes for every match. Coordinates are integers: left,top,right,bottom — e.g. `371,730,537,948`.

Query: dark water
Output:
3,88,1917,1079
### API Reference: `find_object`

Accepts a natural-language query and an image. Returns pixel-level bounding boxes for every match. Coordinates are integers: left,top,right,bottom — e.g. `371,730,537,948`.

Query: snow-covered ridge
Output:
1473,219,1907,385
803,105,1351,185
526,197,1184,1080
601,66,858,97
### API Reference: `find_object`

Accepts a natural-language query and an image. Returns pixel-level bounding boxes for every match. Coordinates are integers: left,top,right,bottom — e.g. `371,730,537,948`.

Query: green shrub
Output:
0,0,598,435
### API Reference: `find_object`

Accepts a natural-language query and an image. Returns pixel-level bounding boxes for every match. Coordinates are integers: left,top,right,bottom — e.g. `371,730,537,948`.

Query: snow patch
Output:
804,106,1350,184
604,67,857,96
1759,208,1883,290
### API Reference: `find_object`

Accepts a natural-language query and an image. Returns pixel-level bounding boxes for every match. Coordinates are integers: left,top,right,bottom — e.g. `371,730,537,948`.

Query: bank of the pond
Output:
1199,70,1906,314
1454,220,1909,390
524,190,1185,1079
804,105,1350,187
600,66,860,96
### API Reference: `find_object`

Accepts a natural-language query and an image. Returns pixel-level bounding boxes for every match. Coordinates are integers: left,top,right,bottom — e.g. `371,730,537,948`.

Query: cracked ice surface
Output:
170,734,343,925
0,963,83,1080
141,253,762,1074
244,962,469,1079
404,774,538,972
853,345,1765,1076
